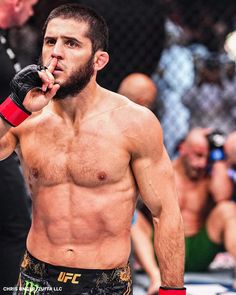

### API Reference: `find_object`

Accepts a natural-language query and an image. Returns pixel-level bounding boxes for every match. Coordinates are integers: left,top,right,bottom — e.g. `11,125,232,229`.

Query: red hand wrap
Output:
159,286,186,295
0,96,30,127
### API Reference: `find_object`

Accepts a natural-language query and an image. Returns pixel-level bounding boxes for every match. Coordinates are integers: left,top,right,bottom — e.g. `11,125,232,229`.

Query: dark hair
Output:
42,3,109,53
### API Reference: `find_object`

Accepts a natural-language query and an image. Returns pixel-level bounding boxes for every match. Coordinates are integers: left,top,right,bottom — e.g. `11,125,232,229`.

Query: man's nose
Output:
51,42,63,59
197,157,207,168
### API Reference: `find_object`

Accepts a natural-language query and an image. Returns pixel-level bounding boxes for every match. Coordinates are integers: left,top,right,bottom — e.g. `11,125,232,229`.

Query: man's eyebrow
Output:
44,36,82,45
63,36,82,44
43,36,55,42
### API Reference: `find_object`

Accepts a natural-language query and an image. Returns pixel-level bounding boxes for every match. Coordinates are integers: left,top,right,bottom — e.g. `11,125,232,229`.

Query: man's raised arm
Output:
130,108,186,294
0,59,59,159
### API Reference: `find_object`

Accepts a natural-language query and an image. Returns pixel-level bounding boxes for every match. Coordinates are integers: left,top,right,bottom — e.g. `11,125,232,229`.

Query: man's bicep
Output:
132,147,178,218
129,108,179,217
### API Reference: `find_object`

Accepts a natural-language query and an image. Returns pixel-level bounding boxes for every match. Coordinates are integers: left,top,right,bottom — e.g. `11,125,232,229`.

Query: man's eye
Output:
45,39,55,45
66,40,78,47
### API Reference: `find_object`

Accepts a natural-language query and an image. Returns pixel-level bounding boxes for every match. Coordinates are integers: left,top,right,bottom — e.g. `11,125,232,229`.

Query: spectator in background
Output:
175,128,236,288
118,72,158,109
182,55,236,135
0,0,37,290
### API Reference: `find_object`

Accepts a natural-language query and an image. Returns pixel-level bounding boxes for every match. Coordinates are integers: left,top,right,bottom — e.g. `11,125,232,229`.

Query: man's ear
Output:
93,51,109,71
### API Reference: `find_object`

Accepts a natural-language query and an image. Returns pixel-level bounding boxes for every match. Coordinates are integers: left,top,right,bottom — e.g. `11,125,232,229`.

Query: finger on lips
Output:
47,57,58,73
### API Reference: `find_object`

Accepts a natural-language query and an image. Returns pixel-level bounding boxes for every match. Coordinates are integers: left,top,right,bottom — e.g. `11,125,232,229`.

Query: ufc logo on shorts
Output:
57,272,81,284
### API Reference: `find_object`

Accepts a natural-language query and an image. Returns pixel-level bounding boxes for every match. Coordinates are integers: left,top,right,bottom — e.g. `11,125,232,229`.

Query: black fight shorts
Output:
15,251,132,295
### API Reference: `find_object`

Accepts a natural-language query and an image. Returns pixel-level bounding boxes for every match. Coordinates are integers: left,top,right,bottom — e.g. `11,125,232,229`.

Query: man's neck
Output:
51,80,103,124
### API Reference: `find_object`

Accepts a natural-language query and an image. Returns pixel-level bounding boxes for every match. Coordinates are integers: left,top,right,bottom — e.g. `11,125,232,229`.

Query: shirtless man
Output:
173,128,236,281
0,4,185,294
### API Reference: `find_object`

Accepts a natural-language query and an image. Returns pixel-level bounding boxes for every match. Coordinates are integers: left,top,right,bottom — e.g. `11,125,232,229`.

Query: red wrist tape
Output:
0,96,31,127
159,286,186,295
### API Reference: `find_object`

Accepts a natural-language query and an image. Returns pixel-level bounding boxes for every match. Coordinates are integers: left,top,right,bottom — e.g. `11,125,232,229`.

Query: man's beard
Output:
54,55,94,100
187,167,206,181
183,158,206,181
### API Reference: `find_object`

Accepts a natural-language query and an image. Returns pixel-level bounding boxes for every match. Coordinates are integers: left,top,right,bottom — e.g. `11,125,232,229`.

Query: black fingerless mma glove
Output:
0,64,43,127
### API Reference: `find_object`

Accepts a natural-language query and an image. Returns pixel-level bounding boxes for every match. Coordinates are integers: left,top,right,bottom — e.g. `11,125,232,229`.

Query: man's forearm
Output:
210,161,233,202
153,213,185,287
131,222,161,282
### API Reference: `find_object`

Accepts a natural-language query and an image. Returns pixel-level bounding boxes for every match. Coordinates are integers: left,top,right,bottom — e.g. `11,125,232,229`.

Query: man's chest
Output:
17,123,130,187
177,177,210,213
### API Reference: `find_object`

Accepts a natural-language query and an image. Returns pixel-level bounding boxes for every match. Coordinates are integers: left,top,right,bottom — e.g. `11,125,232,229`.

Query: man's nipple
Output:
30,167,39,179
97,171,107,181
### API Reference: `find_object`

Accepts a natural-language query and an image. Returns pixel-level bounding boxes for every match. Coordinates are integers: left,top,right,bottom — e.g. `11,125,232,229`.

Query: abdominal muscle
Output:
27,183,135,269
182,209,205,237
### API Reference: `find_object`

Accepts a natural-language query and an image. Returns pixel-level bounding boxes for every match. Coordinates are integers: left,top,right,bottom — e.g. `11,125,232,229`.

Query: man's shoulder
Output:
104,88,159,124
104,90,163,150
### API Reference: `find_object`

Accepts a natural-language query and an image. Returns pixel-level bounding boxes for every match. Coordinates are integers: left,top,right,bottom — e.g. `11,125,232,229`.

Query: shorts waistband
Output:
21,250,131,281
